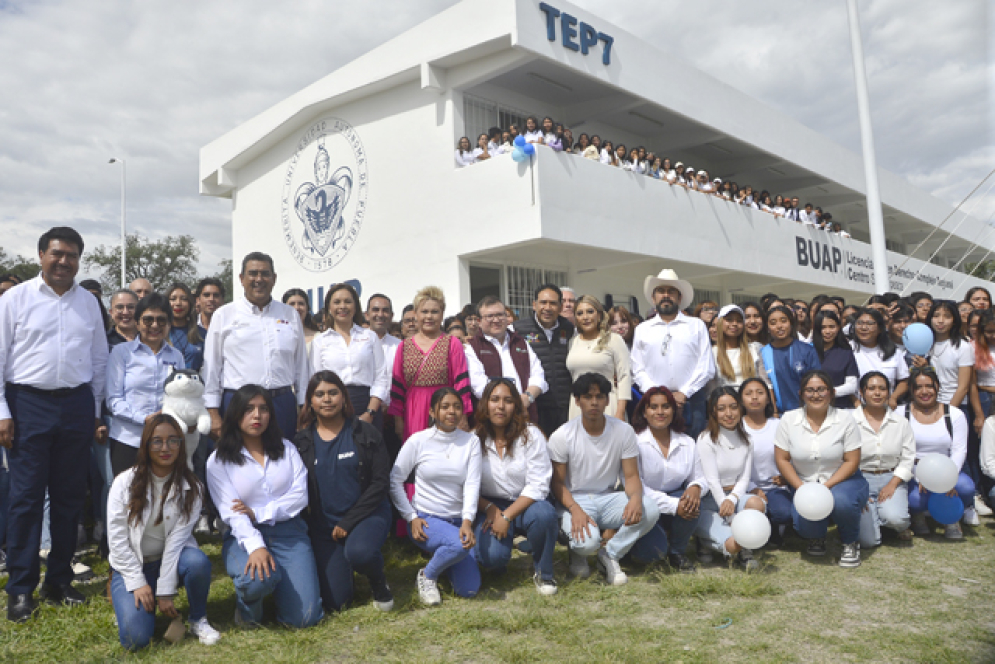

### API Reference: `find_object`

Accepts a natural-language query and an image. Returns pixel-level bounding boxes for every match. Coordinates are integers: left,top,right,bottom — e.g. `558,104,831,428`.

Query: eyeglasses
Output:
700,306,718,313
803,387,830,396
481,313,507,321
149,437,182,450
794,306,809,313
140,315,168,327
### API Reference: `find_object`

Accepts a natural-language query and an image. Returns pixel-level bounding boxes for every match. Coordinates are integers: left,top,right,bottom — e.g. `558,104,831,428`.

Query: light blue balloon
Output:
903,322,934,356
513,135,526,147
927,492,964,525
511,148,527,163
523,143,535,156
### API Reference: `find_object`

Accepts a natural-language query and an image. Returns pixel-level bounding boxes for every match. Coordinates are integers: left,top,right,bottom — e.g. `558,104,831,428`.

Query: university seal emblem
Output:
281,117,368,272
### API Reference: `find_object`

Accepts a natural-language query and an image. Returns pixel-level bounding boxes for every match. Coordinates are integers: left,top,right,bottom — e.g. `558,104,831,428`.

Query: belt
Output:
225,385,293,397
8,383,88,398
867,469,893,475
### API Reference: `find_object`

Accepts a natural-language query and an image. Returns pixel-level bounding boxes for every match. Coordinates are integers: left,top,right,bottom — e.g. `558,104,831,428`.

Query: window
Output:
505,265,568,320
731,293,760,306
691,288,721,310
462,94,531,150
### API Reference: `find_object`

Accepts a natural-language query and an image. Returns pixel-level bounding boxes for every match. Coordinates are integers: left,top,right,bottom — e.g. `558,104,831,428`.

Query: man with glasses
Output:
202,252,308,441
465,295,546,423
631,269,715,438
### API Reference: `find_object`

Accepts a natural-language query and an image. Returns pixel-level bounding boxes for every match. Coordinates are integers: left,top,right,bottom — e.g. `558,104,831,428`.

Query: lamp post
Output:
108,158,126,287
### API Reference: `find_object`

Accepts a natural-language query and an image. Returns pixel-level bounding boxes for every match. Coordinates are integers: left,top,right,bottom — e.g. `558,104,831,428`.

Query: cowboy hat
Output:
643,269,695,309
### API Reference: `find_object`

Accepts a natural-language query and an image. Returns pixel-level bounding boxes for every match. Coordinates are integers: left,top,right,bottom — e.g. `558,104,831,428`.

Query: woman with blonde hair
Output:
565,295,631,421
712,305,764,390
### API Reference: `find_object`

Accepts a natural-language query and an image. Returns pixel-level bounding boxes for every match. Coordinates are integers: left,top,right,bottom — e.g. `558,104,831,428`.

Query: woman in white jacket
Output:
107,413,219,650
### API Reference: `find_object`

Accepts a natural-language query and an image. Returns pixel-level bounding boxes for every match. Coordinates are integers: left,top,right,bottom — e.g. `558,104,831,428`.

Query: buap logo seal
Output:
281,117,368,272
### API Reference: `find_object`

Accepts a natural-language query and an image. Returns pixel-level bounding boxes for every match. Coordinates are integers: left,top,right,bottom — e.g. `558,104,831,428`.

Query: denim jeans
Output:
110,547,212,651
629,489,699,562
0,455,8,548
684,390,708,440
559,492,660,560
410,513,480,598
310,500,391,612
858,472,911,548
764,487,794,527
907,473,975,513
791,473,869,545
223,516,324,628
92,437,113,529
695,493,765,554
474,498,558,581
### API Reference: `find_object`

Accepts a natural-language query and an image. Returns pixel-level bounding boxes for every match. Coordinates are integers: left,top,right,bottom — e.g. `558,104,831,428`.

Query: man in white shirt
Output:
486,127,505,156
194,277,225,337
0,227,108,622
799,203,818,226
561,287,577,325
203,252,309,441
631,269,715,438
366,293,403,460
465,296,546,423
549,373,660,586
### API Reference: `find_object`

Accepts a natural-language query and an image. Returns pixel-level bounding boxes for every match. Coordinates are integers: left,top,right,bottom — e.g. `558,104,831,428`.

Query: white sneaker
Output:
416,569,441,606
596,548,627,586
962,506,980,526
839,542,861,568
911,512,930,536
944,523,963,540
533,573,558,596
568,551,591,578
72,557,94,582
974,495,993,517
189,617,221,645
39,548,51,563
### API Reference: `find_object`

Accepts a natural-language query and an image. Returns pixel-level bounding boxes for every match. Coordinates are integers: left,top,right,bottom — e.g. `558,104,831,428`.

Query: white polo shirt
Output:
636,429,706,515
774,407,861,483
477,425,551,502
853,407,916,482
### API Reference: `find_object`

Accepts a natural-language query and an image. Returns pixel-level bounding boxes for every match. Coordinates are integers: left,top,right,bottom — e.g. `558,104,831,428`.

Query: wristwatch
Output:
365,408,378,417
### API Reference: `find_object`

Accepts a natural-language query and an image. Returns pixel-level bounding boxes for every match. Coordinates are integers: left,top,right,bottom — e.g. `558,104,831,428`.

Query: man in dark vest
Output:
513,284,575,437
465,295,546,423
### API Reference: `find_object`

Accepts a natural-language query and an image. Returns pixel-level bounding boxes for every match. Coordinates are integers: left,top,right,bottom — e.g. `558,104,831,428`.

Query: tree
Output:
964,261,995,283
0,247,39,282
83,233,199,293
210,258,234,303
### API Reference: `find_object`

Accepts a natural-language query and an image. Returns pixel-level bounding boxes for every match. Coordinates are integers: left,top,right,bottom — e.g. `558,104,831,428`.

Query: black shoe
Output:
7,594,37,623
38,583,86,607
667,553,697,573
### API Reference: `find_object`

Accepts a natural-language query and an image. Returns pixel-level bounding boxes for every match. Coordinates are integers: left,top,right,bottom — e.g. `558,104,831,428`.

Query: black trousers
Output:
537,404,569,439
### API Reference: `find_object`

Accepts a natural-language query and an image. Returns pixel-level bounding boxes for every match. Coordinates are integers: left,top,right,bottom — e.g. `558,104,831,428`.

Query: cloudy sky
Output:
1,0,991,279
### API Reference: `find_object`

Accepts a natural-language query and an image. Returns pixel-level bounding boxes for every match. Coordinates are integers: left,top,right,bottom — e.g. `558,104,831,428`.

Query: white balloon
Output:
915,453,959,494
731,509,771,549
793,482,834,521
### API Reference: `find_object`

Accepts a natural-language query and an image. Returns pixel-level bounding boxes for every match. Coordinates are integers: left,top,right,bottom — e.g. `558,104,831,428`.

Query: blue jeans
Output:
410,513,480,598
474,498,558,581
858,472,911,548
629,489,699,562
223,517,323,628
791,474,869,545
0,454,8,548
695,493,765,554
111,547,212,651
310,500,391,612
684,390,708,440
764,487,793,526
907,473,975,513
559,492,660,560
92,437,113,529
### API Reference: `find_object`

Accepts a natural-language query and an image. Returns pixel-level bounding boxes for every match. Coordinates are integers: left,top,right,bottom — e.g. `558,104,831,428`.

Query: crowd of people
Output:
2,226,994,650
454,116,850,236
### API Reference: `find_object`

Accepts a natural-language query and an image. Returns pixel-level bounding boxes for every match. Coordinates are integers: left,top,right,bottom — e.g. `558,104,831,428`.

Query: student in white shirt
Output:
549,374,660,587
108,414,219,649
850,308,909,405
207,385,323,628
472,379,558,595
775,370,869,568
920,301,973,407
979,408,995,510
310,283,389,431
712,305,764,390
472,133,493,162
389,388,481,605
454,136,476,168
695,388,766,570
486,127,505,156
740,378,791,543
854,372,915,548
627,387,704,572
523,116,543,144
901,367,976,538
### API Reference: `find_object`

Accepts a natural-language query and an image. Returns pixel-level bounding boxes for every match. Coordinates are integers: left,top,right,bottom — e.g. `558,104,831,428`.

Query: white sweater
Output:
697,427,753,506
390,427,481,522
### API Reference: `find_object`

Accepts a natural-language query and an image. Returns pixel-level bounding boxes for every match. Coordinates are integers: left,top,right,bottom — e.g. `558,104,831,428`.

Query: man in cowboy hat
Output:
631,269,715,438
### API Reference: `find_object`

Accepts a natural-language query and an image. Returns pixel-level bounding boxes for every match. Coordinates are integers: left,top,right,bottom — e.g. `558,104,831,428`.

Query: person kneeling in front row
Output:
550,373,660,586
107,414,219,650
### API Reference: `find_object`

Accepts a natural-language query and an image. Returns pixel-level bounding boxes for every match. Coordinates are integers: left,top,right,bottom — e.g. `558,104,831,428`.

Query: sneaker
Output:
370,577,394,612
72,555,94,582
666,553,697,573
696,540,713,564
194,515,211,535
839,542,861,568
532,573,558,596
974,495,993,517
736,549,759,571
944,523,963,540
962,506,980,526
416,568,441,606
806,539,827,557
568,551,591,578
189,617,221,645
596,548,627,586
897,528,914,541
911,512,930,536
39,548,50,563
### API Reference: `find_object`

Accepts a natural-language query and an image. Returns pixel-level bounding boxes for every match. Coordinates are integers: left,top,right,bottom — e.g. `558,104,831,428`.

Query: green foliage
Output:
82,233,200,293
0,247,38,282
964,260,995,282
210,258,234,303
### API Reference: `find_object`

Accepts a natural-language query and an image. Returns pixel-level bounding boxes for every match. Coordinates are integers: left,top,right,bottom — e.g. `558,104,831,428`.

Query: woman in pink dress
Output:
389,286,473,441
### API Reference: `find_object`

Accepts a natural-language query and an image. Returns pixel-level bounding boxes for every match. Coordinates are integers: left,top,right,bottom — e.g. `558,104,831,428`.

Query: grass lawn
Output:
2,518,994,663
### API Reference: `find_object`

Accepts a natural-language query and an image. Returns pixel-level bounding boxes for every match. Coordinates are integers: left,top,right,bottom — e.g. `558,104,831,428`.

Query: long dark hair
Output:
849,307,897,360
283,288,320,332
705,386,748,442
631,386,685,434
799,370,836,405
324,283,366,328
215,385,286,465
474,378,530,458
738,377,775,419
298,370,355,430
427,386,463,429
812,310,848,362
927,300,963,348
974,309,995,372
166,283,202,345
127,414,202,528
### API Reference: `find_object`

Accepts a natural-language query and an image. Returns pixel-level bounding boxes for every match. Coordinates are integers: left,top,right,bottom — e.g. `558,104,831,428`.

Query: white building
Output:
200,0,992,318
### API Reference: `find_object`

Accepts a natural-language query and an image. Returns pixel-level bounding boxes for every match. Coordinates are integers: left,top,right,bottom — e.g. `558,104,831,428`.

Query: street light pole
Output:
109,158,126,287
